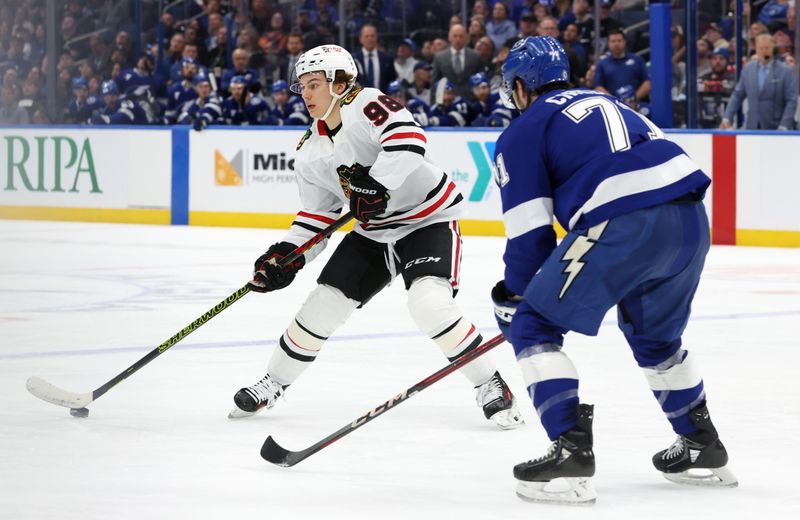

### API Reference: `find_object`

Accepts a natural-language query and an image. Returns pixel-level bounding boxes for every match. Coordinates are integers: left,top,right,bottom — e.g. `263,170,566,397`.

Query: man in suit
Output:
273,32,305,83
432,24,483,100
721,33,797,130
353,24,396,92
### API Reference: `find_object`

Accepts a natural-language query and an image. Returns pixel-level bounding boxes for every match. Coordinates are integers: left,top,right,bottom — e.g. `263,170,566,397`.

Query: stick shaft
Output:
89,212,353,402
261,333,506,466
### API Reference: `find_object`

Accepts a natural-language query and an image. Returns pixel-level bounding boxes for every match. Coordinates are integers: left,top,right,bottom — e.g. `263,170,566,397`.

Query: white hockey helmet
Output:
291,44,358,94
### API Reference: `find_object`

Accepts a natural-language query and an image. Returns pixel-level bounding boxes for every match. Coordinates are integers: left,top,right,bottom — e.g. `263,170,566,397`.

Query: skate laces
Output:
662,436,687,460
476,375,506,407
246,375,283,406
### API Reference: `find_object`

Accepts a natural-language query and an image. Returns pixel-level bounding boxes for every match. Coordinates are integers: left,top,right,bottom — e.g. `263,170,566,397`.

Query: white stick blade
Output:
26,376,93,409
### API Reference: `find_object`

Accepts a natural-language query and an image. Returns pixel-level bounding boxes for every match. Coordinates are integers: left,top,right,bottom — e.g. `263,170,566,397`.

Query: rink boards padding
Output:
0,125,798,247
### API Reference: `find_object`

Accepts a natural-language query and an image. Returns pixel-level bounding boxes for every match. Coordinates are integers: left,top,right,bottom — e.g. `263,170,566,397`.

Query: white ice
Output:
1,220,799,519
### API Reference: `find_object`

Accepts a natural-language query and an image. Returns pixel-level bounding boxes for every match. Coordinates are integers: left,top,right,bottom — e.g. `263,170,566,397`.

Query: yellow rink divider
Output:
3,207,796,247
736,229,800,248
0,205,171,224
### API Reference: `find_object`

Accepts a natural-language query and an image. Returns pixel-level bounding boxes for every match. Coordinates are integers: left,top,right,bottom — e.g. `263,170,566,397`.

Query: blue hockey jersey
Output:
495,88,710,295
223,94,271,125
165,81,198,124
177,95,223,126
116,68,167,100
429,96,471,127
89,98,149,125
64,94,102,124
270,95,310,126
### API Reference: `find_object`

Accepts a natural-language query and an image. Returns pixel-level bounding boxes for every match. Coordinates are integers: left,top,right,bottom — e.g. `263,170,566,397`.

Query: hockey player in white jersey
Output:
228,44,523,430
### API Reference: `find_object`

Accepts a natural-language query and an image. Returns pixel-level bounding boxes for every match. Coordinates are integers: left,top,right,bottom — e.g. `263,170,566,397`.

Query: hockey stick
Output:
261,332,506,467
26,212,354,415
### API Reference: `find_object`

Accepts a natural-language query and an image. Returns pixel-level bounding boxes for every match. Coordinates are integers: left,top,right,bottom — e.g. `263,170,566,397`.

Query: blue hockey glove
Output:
193,116,207,132
491,280,522,339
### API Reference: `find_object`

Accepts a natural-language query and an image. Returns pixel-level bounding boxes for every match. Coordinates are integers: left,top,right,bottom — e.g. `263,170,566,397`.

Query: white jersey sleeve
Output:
282,126,345,263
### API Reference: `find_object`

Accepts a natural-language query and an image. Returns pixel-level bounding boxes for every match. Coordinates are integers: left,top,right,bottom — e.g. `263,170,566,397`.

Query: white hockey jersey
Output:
282,87,464,260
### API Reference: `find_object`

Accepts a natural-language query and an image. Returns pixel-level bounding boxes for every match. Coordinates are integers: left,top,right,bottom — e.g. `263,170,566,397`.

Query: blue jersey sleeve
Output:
494,113,557,296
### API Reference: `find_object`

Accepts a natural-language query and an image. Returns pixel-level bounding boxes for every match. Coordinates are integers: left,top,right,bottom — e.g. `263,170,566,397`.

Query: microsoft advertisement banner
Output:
0,128,171,211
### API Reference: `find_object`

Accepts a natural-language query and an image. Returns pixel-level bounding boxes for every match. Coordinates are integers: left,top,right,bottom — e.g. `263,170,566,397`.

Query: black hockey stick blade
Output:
260,333,506,467
261,436,303,467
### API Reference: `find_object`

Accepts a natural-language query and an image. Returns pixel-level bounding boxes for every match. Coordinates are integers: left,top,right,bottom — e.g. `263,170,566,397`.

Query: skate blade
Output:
663,465,739,488
490,406,525,430
516,477,597,506
227,406,258,420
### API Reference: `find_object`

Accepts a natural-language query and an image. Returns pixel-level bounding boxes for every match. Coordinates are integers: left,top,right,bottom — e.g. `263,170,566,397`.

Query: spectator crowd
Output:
0,0,797,129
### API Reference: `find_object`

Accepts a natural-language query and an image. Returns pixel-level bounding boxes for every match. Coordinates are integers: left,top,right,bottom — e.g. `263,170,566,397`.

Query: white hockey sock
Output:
408,277,495,386
267,284,358,386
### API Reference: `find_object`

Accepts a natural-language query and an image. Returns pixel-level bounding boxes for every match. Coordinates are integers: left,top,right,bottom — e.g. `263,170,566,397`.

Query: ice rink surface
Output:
1,220,798,519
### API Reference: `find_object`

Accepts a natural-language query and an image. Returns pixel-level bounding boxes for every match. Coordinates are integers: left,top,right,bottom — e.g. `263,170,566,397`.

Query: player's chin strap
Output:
320,82,352,121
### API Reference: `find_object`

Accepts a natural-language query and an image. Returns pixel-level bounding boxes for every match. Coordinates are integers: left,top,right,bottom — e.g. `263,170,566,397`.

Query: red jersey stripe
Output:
297,211,337,225
380,132,427,144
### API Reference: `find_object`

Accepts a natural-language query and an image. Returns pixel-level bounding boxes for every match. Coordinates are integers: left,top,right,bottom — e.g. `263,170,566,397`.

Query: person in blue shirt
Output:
268,80,310,126
222,75,271,125
489,36,737,505
428,79,471,126
64,76,102,124
386,79,432,126
178,76,223,131
594,29,650,103
89,80,148,125
165,58,199,124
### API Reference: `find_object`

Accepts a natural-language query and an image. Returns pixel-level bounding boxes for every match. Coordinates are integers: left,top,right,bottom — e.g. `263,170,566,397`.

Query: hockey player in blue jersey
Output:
222,75,271,125
178,76,223,131
269,80,310,126
116,53,167,103
615,84,652,120
64,76,102,124
89,80,149,125
165,58,199,124
386,79,432,127
489,36,737,505
428,79,471,127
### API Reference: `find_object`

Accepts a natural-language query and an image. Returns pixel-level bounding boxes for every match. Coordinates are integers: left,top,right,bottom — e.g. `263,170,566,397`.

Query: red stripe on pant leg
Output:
712,134,736,245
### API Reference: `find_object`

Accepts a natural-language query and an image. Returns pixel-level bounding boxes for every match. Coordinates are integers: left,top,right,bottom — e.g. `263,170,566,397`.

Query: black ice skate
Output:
475,371,524,430
514,403,597,505
228,374,286,419
652,402,738,487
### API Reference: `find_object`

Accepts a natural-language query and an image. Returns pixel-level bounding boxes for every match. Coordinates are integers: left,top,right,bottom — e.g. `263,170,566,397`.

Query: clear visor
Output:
499,77,517,109
289,70,328,94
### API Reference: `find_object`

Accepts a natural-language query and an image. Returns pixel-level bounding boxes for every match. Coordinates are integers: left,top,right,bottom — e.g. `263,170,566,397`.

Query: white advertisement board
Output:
188,128,304,215
0,128,171,209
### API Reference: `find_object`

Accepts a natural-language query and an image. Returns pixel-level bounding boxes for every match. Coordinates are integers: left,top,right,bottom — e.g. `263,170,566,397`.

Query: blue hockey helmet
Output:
615,85,636,103
271,80,289,93
100,79,119,96
386,80,403,95
501,36,570,108
71,76,88,90
469,72,489,88
230,75,248,87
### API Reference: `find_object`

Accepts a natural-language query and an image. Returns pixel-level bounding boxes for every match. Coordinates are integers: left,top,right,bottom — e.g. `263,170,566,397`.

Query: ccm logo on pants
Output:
406,256,442,269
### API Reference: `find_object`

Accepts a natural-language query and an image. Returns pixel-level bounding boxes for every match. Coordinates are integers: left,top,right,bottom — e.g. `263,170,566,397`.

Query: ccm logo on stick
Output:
405,256,441,269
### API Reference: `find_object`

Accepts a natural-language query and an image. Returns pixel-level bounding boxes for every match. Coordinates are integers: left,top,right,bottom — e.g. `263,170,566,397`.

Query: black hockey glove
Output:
248,241,305,293
491,280,522,340
348,164,390,223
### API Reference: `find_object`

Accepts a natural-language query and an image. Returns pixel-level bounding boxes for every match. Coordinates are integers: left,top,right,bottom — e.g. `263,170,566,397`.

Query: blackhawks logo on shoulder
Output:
296,128,312,150
340,88,362,107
